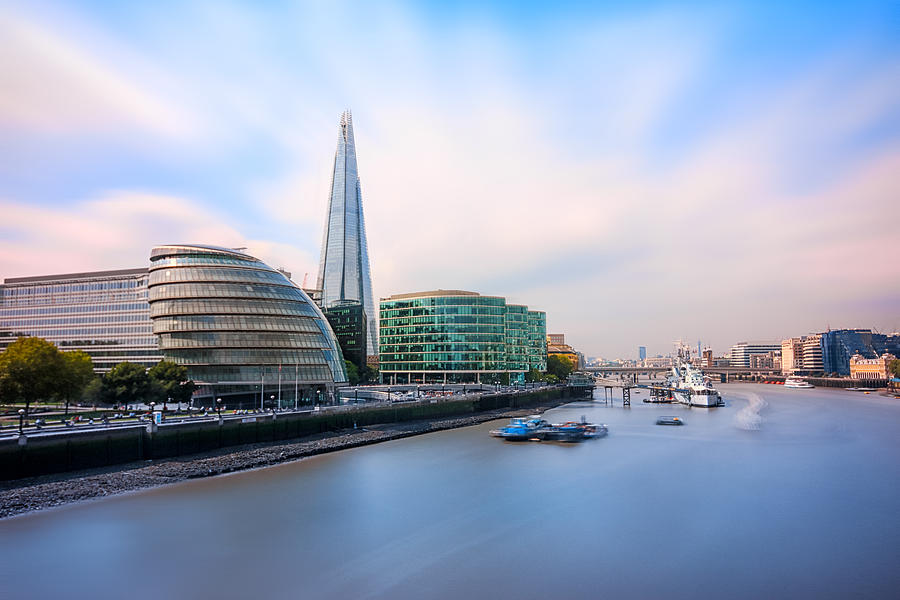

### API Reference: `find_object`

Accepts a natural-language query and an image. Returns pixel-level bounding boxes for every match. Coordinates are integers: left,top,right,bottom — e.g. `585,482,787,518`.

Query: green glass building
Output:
379,290,547,384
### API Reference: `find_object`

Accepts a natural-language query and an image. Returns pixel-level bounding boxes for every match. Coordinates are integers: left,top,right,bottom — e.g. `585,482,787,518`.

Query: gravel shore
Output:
0,402,563,519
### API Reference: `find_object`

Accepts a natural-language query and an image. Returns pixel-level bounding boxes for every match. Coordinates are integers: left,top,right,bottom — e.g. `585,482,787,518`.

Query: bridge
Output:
585,365,782,379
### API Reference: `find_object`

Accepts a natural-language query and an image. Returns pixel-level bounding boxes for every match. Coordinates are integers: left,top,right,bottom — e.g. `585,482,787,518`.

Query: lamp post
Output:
270,394,275,411
216,397,222,419
149,401,156,421
18,408,25,435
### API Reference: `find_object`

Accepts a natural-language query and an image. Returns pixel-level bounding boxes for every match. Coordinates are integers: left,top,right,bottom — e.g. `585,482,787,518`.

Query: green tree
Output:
102,362,153,407
525,368,543,383
148,360,196,410
345,360,360,386
889,359,900,379
0,337,63,417
57,350,95,416
547,355,575,381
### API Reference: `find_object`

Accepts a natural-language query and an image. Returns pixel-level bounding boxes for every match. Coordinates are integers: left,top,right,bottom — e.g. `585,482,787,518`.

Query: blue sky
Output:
1,0,898,358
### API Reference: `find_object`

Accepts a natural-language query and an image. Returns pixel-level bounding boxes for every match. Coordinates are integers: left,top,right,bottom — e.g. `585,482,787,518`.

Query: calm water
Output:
1,384,898,599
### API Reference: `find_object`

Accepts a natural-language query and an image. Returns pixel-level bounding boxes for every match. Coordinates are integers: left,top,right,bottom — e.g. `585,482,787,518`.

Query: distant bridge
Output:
585,365,781,377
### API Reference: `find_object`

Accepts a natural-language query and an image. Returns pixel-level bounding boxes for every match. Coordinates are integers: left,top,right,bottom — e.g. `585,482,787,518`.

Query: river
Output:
1,384,898,599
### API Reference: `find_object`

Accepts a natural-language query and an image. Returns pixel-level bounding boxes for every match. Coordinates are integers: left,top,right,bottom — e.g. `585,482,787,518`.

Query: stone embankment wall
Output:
1,387,577,481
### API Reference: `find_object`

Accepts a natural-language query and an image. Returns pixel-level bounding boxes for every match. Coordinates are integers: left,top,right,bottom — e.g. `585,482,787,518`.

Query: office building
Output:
639,346,647,361
379,290,546,384
323,300,367,371
148,244,347,405
729,341,780,368
316,111,378,360
0,268,162,371
821,329,900,376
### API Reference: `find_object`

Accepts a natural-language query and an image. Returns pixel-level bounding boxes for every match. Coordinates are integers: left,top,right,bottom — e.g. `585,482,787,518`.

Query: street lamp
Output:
216,397,222,418
270,394,275,411
18,408,25,435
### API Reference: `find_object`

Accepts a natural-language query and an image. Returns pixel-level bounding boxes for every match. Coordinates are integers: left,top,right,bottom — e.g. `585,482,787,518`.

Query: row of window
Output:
186,364,336,384
381,297,506,309
0,326,153,338
149,283,305,302
0,278,146,297
380,362,519,371
149,266,288,286
2,313,150,328
0,302,149,318
0,290,148,307
149,299,318,319
158,331,328,350
150,255,267,269
152,314,323,334
164,348,336,366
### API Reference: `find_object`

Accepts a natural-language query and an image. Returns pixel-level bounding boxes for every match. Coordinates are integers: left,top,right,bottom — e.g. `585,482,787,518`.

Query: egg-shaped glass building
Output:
148,245,346,406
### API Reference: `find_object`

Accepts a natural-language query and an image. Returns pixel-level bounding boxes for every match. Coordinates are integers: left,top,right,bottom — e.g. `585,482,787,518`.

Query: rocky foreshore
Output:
0,402,563,519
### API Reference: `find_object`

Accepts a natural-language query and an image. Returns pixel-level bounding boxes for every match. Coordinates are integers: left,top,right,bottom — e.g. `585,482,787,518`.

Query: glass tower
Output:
317,111,378,359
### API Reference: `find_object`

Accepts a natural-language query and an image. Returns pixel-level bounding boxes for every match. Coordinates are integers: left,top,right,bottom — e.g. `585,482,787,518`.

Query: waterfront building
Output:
801,334,824,373
821,329,900,376
729,341,780,368
639,346,647,361
849,353,896,381
781,337,803,375
702,348,713,368
148,244,347,405
547,334,579,371
316,111,378,361
323,300,367,371
0,269,161,371
378,290,546,384
526,311,547,371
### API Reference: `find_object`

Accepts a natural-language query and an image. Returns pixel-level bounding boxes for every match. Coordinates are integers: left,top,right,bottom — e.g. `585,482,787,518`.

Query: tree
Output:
889,359,900,379
0,337,64,417
148,360,196,410
57,350,95,416
525,369,543,383
344,360,360,386
547,355,575,381
101,362,153,407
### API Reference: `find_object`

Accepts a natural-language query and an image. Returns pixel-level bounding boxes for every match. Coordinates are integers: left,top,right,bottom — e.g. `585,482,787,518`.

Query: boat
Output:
784,377,814,389
656,416,684,426
663,350,723,407
542,417,608,442
490,416,549,441
490,415,607,442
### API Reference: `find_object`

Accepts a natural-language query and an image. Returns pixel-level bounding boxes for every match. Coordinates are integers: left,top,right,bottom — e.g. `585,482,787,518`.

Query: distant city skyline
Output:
1,1,898,358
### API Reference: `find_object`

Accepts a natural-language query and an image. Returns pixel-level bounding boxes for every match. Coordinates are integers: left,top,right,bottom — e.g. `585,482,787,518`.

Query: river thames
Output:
1,384,898,599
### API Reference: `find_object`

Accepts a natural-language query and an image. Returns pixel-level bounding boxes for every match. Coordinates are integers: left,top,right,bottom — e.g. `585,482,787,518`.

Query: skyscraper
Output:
317,111,378,359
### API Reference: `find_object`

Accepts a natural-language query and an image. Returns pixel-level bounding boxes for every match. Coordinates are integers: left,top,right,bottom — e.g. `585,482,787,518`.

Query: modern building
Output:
148,244,347,406
701,348,713,368
526,311,547,372
801,334,824,373
316,110,378,361
849,353,896,381
729,341,780,368
639,346,647,361
821,329,900,376
323,300,367,371
0,268,162,371
379,290,546,384
547,334,566,346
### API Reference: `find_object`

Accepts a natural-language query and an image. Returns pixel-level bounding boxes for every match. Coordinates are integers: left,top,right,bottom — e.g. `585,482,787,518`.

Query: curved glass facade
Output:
149,245,346,406
379,290,547,384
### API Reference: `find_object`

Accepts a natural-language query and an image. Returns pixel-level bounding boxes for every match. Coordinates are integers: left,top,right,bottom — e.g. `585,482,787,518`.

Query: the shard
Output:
317,111,378,358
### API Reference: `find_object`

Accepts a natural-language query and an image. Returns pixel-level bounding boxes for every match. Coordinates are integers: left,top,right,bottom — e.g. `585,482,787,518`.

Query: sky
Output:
1,0,898,359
